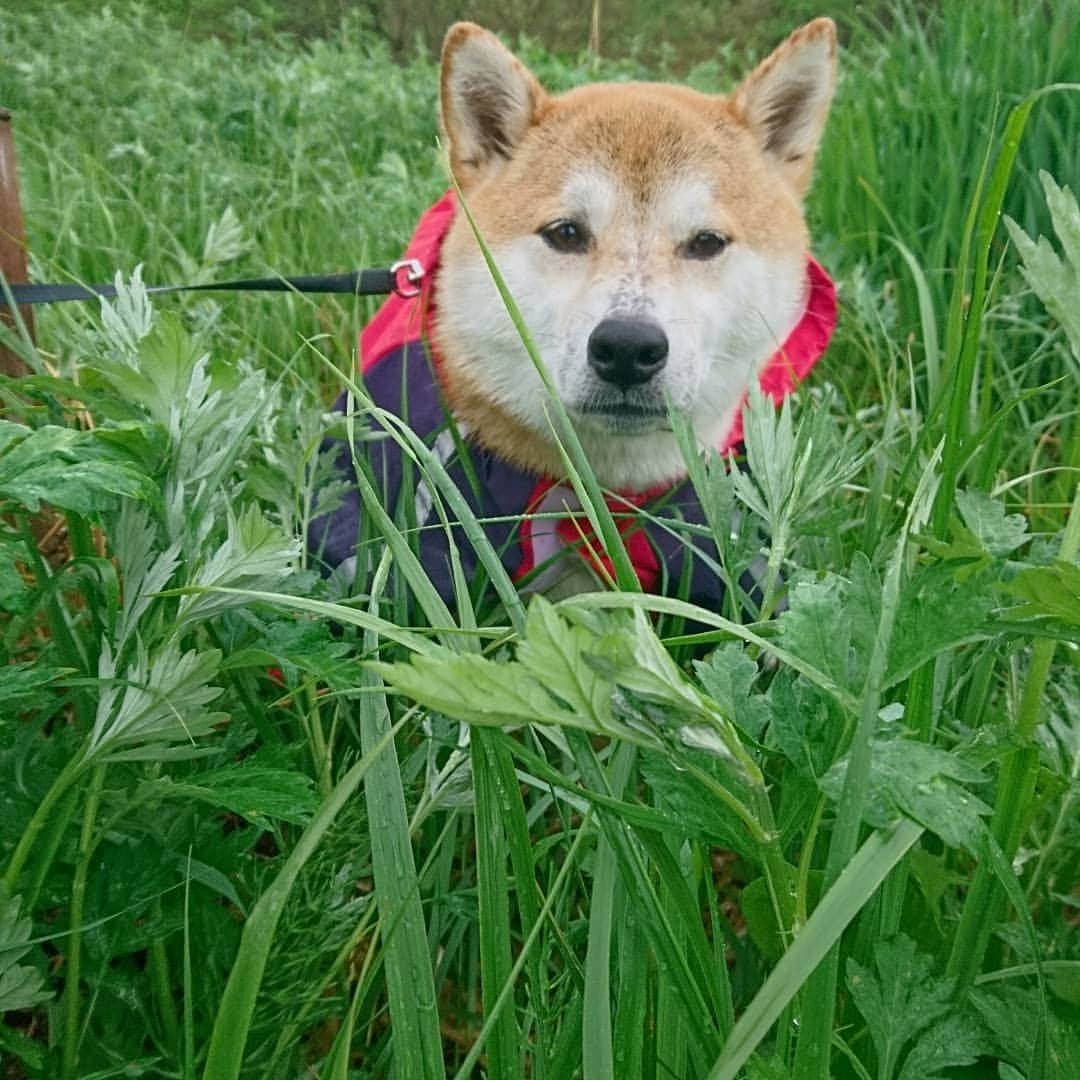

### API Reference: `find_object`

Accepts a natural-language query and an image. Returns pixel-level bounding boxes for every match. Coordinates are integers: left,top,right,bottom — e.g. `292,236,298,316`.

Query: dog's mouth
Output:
573,397,668,433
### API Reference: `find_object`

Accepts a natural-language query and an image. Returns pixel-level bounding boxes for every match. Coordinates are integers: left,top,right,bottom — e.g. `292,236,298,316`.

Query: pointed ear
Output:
440,23,547,189
732,17,837,197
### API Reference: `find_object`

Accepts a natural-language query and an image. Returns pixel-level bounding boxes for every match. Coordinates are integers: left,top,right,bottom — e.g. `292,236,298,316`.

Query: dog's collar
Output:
360,191,838,457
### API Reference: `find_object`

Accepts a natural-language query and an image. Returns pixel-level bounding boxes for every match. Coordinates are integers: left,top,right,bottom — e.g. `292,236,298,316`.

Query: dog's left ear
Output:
732,18,837,197
440,23,547,190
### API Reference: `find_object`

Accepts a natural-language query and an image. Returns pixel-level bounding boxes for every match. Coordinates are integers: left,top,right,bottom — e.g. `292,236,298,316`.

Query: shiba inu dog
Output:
312,20,838,605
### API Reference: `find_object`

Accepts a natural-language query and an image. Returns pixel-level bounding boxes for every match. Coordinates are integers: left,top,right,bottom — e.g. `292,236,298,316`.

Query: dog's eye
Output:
539,219,590,254
681,231,729,260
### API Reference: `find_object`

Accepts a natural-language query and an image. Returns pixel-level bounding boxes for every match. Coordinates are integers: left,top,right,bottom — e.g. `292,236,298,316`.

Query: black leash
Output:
0,258,425,306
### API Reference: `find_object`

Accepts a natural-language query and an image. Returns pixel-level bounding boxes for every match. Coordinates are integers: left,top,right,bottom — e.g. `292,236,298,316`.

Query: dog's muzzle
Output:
587,317,669,390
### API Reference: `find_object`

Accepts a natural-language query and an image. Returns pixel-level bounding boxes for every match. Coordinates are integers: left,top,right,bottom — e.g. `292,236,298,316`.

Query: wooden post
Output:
0,106,35,377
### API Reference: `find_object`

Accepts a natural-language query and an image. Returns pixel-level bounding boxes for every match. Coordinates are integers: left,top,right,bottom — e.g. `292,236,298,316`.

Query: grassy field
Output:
1,2,1079,1078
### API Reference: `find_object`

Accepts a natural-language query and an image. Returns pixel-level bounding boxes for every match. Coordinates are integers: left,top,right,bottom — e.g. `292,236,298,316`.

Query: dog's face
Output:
434,20,836,492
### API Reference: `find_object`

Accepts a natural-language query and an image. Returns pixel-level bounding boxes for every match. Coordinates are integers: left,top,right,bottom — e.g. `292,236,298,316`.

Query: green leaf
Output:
219,617,353,686
707,820,924,1080
0,1022,45,1071
202,716,407,1080
897,1013,986,1080
0,535,30,615
177,504,299,627
0,889,52,1014
741,868,812,964
956,490,1030,557
886,563,995,685
778,556,880,695
373,647,573,729
1004,171,1080,360
639,752,756,857
971,985,1080,1078
148,760,318,827
0,419,158,514
0,662,66,714
517,596,619,725
845,934,955,1079
88,640,225,760
822,739,990,852
1004,561,1080,626
766,670,842,779
694,644,771,740
745,1055,793,1080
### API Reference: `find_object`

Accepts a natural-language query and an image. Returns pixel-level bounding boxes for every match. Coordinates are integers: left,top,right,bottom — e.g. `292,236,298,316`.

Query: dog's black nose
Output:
587,318,669,390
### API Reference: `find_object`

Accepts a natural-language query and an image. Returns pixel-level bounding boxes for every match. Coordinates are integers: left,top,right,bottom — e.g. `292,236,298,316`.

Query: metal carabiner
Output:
389,258,425,299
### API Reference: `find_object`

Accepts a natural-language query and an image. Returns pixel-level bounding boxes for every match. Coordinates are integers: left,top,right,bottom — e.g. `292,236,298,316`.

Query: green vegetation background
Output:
1,2,1078,1079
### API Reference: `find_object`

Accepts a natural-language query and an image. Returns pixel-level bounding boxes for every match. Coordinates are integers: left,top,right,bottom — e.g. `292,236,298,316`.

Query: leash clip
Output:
390,258,424,299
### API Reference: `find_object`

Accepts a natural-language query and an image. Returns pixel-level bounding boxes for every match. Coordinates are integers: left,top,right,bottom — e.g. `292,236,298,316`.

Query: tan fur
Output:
434,19,836,487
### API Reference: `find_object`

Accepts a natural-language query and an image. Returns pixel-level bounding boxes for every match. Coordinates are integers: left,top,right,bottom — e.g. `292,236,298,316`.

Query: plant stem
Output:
62,763,106,1080
757,520,789,623
22,784,81,911
150,897,181,1055
3,751,88,893
947,483,1080,991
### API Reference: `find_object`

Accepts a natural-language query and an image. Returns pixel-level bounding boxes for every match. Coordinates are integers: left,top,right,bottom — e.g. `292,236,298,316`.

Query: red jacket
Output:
310,192,837,608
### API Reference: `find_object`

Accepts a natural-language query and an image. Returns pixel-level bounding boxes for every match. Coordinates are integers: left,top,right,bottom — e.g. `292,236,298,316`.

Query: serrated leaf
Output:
767,670,843,778
0,419,158,514
373,647,574,729
176,503,299,626
1005,171,1080,359
886,562,994,685
88,639,225,759
639,752,756,857
972,984,1080,1077
219,617,353,686
0,535,30,614
956,490,1030,557
694,644,771,740
518,596,618,724
0,890,52,1014
150,761,318,827
1004,561,1080,627
822,739,990,852
0,662,65,713
778,556,879,694
846,934,955,1079
896,1010,986,1079
201,204,248,268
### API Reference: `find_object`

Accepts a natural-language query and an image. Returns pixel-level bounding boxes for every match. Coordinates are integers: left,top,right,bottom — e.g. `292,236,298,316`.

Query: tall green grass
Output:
1,2,1078,1078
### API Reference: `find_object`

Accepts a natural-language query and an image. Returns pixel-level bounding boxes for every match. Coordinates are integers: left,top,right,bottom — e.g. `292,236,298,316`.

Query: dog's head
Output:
434,20,836,492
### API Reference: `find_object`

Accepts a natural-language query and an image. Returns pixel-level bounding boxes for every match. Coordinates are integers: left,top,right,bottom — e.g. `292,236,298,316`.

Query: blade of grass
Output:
792,443,941,1079
934,84,1080,533
567,732,721,1062
312,351,527,634
201,712,408,1080
707,819,923,1080
452,806,594,1080
183,586,451,656
481,730,551,1075
355,557,444,1080
947,481,1080,991
472,728,520,1080
581,744,635,1080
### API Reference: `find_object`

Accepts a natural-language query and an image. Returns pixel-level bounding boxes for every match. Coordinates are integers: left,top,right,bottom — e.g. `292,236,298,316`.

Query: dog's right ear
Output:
440,23,547,189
